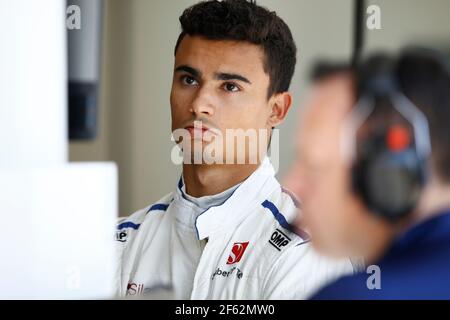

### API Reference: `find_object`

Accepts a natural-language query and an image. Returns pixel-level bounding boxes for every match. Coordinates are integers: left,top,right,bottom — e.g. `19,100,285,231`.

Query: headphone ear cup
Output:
352,134,426,222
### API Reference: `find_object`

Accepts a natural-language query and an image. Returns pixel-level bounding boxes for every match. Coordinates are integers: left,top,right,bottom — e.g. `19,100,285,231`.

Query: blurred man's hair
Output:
310,48,450,183
174,0,297,99
355,48,450,184
310,62,352,82
396,48,450,183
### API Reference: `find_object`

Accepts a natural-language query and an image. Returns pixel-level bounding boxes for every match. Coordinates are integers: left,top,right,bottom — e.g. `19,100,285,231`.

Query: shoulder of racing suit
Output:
263,188,354,299
115,193,174,246
261,185,310,246
258,187,354,299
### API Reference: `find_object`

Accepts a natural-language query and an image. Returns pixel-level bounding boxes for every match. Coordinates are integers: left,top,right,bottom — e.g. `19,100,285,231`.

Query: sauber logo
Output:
227,242,249,265
269,229,291,251
127,282,144,295
211,267,243,281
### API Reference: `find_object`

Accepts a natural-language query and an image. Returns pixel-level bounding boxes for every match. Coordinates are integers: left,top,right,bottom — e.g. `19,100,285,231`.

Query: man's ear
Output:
267,92,292,128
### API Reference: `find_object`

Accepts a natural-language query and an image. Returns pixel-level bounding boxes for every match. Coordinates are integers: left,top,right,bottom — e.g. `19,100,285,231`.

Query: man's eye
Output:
223,83,240,92
181,76,198,86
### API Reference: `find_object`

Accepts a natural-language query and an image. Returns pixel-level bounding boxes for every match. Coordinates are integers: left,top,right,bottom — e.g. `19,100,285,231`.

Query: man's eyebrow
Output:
174,65,201,78
215,72,252,84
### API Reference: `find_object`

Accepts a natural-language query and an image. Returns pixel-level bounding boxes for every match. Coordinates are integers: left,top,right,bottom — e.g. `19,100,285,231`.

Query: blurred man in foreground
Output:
288,48,450,299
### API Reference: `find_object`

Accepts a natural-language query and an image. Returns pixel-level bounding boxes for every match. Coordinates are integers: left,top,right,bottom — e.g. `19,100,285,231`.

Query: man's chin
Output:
181,152,223,166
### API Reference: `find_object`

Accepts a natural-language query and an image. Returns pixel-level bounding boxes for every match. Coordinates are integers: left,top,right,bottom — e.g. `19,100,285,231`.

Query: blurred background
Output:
68,0,450,217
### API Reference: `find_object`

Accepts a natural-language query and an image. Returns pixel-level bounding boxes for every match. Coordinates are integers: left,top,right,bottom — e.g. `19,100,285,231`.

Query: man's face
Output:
286,74,378,258
170,35,275,164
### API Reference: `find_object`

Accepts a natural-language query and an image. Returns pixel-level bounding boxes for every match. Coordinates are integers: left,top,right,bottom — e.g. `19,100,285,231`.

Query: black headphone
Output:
350,53,432,222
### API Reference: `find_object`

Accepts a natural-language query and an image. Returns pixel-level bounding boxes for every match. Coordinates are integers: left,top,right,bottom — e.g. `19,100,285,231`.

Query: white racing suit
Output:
115,158,354,299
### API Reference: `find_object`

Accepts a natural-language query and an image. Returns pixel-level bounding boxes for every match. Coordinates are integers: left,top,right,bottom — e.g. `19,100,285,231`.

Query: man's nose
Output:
190,86,215,117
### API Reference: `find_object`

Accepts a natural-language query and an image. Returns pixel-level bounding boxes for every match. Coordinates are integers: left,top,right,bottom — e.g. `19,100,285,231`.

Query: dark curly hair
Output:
174,0,297,99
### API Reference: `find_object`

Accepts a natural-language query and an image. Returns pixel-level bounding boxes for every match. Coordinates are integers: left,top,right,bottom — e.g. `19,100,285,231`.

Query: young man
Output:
288,48,450,299
115,0,353,299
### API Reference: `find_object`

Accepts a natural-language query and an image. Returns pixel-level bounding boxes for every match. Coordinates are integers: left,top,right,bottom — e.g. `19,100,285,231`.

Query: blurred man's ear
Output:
267,92,292,128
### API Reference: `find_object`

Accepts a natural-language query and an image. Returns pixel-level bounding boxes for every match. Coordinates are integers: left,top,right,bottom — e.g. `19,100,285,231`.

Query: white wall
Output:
0,0,117,298
70,0,450,217
1,0,67,166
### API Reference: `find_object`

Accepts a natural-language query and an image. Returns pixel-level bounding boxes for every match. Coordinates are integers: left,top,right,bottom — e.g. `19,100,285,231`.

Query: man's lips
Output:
184,125,212,137
184,125,210,132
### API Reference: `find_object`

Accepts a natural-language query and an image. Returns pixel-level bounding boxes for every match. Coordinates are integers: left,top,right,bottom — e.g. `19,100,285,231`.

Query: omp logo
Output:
116,230,128,242
227,242,249,265
269,229,291,251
